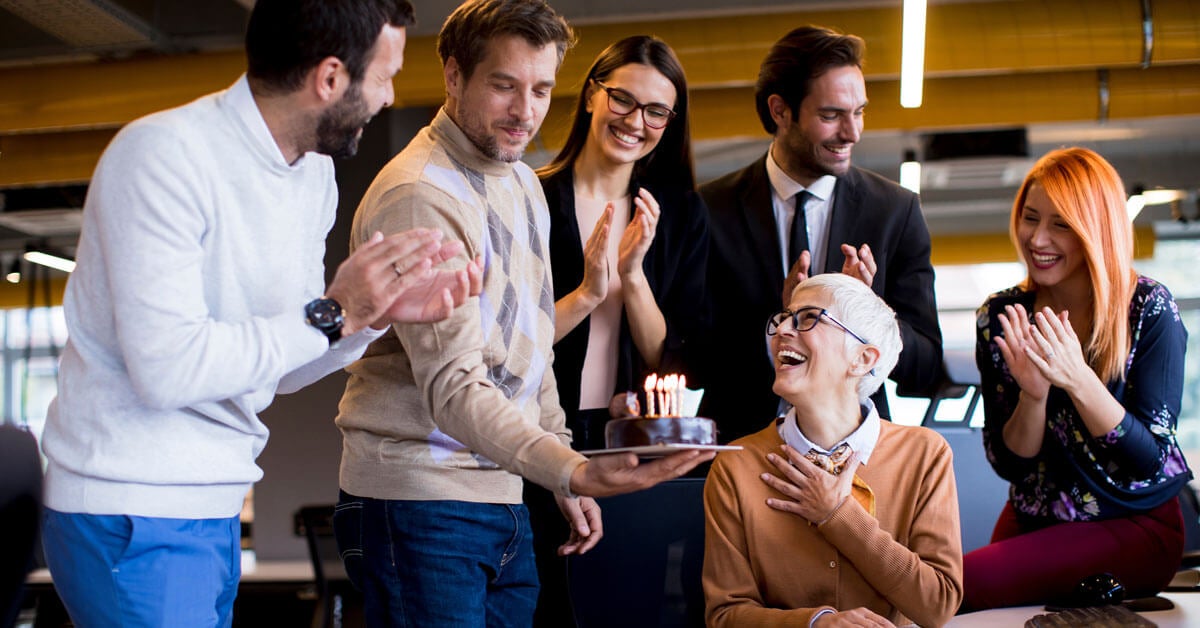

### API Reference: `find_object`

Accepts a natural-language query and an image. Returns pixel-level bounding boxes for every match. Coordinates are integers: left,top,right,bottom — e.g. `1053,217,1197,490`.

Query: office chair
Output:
0,424,42,628
294,505,362,628
567,477,706,628
915,349,1009,554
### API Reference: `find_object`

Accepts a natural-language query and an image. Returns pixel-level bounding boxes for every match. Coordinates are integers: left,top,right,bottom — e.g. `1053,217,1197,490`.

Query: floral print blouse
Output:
976,276,1192,523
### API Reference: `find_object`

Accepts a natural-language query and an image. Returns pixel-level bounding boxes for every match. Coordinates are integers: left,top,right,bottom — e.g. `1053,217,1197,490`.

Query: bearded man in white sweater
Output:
38,1,482,626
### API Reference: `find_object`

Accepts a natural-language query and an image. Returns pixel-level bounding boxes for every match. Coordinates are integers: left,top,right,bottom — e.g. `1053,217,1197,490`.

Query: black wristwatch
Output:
304,296,344,345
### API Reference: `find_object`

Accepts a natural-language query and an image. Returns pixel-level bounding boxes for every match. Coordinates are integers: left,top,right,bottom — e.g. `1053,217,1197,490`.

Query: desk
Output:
948,593,1200,627
23,560,319,627
26,558,313,586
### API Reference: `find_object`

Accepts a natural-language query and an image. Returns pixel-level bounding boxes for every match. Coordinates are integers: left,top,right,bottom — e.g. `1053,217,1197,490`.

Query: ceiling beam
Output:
0,128,114,187
3,0,1199,135
2,0,1198,189
6,63,1198,189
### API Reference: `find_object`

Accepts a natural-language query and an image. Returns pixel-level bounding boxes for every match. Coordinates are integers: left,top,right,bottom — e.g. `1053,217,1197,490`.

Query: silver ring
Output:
1045,350,1055,359
392,263,403,278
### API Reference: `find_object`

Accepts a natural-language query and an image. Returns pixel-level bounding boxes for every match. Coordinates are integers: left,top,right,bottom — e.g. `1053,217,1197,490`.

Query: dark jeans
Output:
333,490,538,628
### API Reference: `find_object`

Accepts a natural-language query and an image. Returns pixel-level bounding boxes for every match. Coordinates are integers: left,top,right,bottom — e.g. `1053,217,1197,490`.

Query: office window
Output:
1133,240,1200,451
1,306,66,443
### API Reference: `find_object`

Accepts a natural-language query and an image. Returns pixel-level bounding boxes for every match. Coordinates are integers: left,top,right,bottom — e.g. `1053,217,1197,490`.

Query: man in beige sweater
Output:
333,1,711,625
704,274,962,627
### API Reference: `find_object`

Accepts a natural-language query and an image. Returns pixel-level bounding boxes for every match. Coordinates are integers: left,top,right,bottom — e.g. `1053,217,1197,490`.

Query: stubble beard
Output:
455,102,531,163
316,82,372,160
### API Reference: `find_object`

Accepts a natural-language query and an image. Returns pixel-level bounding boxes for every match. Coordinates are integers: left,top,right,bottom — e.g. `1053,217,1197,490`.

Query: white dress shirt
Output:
765,149,837,275
778,399,882,466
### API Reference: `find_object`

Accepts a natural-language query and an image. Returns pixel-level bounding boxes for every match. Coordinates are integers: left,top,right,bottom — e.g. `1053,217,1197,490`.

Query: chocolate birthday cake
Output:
605,415,717,448
604,373,717,448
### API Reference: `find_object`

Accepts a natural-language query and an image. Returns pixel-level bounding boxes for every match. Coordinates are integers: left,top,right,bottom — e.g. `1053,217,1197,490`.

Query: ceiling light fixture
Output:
5,259,20,284
900,0,928,108
900,150,922,194
23,250,76,273
1127,186,1188,221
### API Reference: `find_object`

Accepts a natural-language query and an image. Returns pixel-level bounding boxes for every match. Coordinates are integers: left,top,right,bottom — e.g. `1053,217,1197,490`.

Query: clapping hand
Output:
375,253,483,325
782,243,875,305
1024,306,1089,392
328,229,475,335
580,204,614,303
783,250,812,306
617,188,661,282
994,304,1052,401
840,243,876,288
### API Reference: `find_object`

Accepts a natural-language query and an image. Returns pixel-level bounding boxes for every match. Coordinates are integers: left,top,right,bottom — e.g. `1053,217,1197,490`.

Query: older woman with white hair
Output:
703,273,963,627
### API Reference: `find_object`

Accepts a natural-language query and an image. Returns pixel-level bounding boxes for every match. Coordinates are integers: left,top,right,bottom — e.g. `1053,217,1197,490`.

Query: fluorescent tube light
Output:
901,0,927,108
1141,189,1185,205
23,250,76,273
900,150,921,193
1126,195,1146,221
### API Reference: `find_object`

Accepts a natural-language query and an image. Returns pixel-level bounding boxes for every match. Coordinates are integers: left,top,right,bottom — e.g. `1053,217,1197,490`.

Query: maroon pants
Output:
961,497,1184,612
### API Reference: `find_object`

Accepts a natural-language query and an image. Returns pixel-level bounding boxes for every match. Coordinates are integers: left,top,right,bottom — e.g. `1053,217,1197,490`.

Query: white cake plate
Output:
578,443,742,457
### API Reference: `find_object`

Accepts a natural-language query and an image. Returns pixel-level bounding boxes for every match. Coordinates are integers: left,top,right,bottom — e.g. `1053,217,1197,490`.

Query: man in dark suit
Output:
698,26,943,443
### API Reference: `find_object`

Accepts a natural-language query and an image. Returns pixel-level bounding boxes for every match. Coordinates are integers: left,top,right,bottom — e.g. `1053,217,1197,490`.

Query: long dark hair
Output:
538,35,695,189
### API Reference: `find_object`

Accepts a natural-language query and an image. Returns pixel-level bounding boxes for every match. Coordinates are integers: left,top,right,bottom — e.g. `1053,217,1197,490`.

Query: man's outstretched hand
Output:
568,449,714,498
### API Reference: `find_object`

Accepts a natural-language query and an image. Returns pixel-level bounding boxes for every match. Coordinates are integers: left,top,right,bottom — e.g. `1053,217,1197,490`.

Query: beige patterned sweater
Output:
336,109,584,503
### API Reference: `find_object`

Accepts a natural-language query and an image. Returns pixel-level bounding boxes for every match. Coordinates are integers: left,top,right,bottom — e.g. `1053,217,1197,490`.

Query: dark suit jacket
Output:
698,157,943,443
542,169,710,424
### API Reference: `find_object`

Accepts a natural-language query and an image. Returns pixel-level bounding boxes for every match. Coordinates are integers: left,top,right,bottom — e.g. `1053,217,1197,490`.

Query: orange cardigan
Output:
703,419,964,627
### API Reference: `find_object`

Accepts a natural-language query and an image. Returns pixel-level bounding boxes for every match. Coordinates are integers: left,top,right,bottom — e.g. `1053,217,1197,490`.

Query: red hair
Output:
1009,147,1136,382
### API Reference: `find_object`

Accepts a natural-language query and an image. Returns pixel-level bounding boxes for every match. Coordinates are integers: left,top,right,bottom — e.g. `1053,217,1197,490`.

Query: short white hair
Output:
792,273,903,402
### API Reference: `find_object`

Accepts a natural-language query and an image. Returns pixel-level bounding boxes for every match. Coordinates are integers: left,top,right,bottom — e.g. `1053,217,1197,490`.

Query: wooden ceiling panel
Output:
1,0,1198,188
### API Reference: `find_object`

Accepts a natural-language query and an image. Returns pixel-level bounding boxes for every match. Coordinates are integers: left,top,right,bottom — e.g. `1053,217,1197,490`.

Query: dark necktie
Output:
805,442,852,475
788,190,812,269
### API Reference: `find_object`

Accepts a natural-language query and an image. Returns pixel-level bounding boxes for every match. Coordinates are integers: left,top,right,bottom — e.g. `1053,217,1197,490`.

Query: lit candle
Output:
644,374,656,418
678,375,687,417
655,377,666,419
664,374,678,416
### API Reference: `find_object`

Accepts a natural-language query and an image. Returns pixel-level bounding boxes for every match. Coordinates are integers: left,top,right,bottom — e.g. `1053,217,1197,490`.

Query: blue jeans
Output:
334,491,539,628
42,508,240,628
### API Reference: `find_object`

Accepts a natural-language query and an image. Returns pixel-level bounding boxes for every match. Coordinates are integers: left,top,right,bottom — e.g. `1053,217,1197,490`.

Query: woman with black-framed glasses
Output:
529,34,710,627
704,273,963,627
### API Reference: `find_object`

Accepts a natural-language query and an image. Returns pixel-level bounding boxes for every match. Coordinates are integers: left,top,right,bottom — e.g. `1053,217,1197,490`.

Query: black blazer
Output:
698,157,943,443
542,169,710,420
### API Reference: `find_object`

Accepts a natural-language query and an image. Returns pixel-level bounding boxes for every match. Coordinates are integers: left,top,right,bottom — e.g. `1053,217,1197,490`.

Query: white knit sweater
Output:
42,76,381,519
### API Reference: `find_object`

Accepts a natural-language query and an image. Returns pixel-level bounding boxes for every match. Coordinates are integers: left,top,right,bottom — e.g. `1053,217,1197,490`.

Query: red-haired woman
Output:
962,147,1192,610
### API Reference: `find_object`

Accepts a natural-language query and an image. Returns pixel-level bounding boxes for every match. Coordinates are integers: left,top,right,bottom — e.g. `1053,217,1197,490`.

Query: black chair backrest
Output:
919,349,1009,554
568,477,706,628
294,504,353,628
1,425,42,628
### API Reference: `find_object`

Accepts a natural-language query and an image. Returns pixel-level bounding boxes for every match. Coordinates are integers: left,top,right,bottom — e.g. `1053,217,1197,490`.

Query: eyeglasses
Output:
766,307,876,374
593,80,676,129
767,307,871,345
